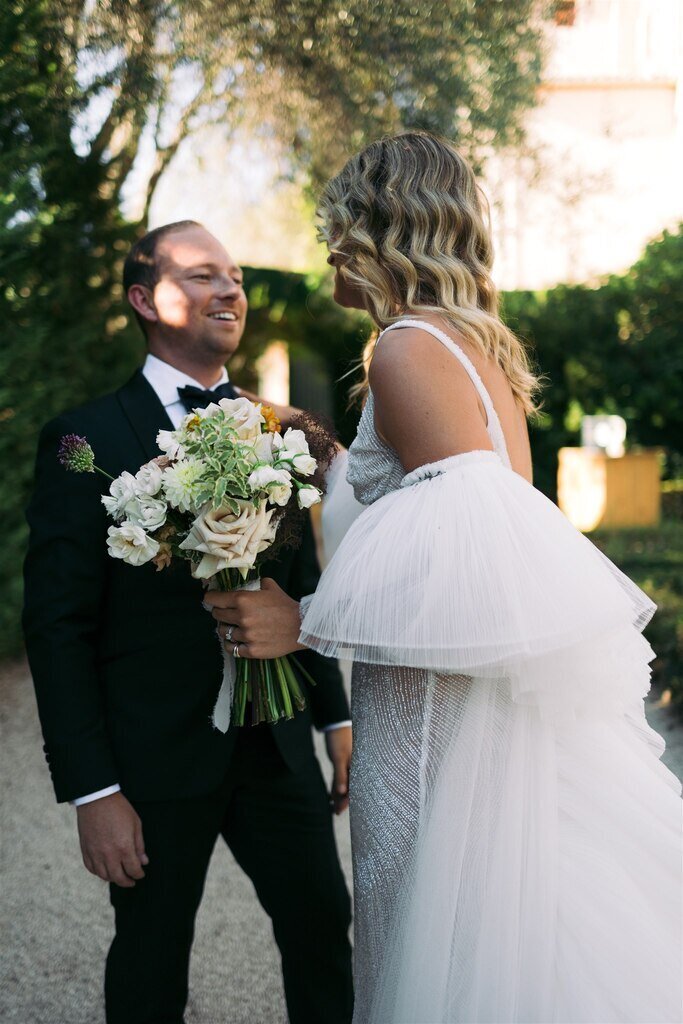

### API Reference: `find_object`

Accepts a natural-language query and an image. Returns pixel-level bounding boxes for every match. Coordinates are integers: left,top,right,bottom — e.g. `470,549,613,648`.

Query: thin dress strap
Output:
379,318,512,468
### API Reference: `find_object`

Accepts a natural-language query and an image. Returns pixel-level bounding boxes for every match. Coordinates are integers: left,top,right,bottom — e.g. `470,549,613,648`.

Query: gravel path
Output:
2,658,682,1024
0,657,352,1024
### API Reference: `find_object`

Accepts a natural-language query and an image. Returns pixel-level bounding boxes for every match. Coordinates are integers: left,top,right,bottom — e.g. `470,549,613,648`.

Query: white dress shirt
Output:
141,353,230,429
73,355,349,807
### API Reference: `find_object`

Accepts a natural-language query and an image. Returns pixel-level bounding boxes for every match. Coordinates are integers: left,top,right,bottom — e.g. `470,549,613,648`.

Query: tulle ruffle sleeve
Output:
299,451,656,718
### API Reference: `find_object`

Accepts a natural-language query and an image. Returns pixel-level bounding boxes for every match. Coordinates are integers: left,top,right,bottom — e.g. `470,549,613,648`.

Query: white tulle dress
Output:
301,319,683,1024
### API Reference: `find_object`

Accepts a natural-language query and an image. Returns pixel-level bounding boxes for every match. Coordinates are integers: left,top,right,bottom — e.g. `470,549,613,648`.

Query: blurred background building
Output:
487,0,683,288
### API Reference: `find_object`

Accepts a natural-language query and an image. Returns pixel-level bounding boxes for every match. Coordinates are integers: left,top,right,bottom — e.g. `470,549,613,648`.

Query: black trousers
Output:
105,728,353,1024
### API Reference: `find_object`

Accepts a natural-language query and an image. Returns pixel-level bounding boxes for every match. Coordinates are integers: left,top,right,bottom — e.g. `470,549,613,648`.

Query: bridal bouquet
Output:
58,396,334,728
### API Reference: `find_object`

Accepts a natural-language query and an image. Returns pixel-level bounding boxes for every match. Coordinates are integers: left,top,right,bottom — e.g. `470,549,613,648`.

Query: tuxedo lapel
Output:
117,370,174,462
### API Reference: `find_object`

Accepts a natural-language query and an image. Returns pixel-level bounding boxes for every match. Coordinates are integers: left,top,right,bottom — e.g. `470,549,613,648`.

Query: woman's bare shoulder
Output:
370,323,472,389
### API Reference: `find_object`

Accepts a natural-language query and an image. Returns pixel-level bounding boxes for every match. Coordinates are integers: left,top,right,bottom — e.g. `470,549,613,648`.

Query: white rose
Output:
179,498,277,579
107,522,160,566
243,431,276,466
297,485,322,509
278,450,317,476
101,471,138,520
126,495,168,532
156,429,186,461
291,452,317,475
217,397,264,439
278,428,317,476
248,466,293,507
281,428,308,453
134,461,163,496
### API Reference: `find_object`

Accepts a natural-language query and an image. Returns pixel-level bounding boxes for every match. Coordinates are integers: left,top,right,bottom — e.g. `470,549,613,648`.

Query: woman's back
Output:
382,314,533,483
367,315,533,487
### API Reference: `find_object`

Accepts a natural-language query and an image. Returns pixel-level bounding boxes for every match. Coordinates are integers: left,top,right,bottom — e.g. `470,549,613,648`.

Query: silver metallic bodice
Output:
346,389,405,506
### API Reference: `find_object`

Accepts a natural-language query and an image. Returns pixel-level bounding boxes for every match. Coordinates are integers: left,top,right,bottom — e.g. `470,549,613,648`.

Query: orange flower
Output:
261,405,282,434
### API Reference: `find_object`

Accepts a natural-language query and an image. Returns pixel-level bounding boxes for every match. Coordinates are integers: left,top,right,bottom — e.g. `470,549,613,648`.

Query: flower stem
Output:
280,656,307,712
273,657,295,719
290,655,318,690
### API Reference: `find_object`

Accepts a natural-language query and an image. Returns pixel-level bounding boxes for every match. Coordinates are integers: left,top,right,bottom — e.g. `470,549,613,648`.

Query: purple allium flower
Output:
58,434,95,473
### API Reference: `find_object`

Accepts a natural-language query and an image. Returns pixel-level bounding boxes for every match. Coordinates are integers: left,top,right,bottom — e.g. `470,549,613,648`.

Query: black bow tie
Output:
177,381,237,412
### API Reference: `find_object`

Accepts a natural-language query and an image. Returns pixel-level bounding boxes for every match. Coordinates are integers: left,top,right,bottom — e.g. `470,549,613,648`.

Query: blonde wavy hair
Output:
317,131,540,414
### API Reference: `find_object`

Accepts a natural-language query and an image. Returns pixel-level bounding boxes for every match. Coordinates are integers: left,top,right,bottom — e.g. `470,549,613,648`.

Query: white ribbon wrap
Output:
212,578,261,732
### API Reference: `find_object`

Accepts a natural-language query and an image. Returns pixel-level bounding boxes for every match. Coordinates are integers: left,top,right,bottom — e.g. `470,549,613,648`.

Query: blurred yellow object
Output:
557,448,661,532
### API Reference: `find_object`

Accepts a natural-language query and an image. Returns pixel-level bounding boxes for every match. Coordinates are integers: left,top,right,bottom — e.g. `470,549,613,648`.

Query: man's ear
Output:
127,284,158,325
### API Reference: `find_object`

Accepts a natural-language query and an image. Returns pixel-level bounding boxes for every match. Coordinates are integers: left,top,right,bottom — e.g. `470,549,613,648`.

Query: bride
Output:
205,132,683,1023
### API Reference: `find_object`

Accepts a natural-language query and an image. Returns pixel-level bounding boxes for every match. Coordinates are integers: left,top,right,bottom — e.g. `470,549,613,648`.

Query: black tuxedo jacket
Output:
23,371,350,804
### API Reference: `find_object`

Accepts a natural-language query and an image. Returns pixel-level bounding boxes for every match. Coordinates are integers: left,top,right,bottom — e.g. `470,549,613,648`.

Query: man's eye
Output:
193,274,211,281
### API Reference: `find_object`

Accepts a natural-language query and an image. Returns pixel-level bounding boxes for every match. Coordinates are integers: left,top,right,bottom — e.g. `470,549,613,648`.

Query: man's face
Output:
146,226,248,360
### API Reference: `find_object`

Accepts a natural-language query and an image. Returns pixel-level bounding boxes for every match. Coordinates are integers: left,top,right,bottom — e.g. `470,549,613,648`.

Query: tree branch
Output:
141,81,226,221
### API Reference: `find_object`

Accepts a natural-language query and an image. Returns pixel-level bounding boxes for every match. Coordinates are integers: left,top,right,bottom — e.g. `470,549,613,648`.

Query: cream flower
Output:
134,461,164,496
281,428,308,452
217,397,264,439
107,522,160,566
156,428,186,461
248,466,293,506
244,432,277,466
297,485,322,509
179,498,277,579
101,472,138,520
126,495,167,532
162,458,207,513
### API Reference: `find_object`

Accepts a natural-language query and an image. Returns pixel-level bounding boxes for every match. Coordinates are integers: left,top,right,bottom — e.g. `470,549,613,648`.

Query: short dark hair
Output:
123,220,203,335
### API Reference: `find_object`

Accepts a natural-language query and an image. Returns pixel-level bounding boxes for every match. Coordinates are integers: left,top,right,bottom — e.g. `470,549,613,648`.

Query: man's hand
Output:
77,791,149,888
205,578,306,659
325,726,352,815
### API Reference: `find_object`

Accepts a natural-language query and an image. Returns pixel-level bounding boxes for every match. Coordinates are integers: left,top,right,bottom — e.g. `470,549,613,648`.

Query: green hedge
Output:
591,522,683,710
502,226,683,497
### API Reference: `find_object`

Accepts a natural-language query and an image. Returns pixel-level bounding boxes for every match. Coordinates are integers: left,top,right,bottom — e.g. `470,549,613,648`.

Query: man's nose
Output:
216,277,241,298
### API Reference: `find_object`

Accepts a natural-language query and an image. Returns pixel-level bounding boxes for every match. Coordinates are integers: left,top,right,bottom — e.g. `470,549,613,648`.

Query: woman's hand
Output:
203,578,307,659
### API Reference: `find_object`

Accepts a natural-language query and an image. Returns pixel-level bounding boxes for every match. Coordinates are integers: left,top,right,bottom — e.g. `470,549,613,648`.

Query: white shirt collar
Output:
141,353,229,409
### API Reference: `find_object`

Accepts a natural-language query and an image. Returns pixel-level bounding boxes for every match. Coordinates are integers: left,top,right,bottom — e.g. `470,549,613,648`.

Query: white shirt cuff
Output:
322,720,352,733
71,784,121,807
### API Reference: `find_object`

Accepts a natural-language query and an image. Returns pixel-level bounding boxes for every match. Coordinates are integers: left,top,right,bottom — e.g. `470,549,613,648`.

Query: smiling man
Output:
125,222,248,383
23,221,353,1024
